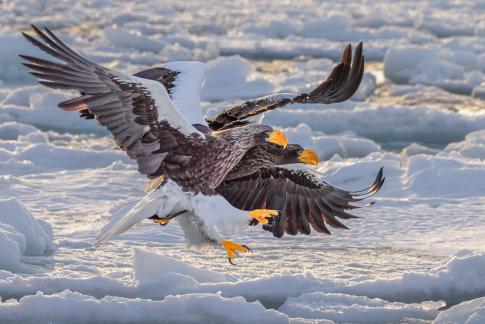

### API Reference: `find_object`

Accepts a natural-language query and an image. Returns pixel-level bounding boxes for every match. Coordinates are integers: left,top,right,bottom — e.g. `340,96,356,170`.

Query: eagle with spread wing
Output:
21,25,383,264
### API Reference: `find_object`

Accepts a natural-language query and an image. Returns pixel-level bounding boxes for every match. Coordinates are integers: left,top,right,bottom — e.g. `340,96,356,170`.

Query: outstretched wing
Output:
207,43,364,131
20,25,204,177
78,66,178,121
78,62,207,126
217,166,384,238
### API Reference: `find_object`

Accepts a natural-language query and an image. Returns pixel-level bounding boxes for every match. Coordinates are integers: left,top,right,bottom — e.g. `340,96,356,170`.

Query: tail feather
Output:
93,190,166,248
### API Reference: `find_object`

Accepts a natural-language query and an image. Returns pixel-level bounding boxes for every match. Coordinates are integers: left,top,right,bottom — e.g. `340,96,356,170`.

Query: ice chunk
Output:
0,199,53,273
0,199,53,256
0,224,26,273
338,251,485,306
0,122,38,140
133,248,235,283
202,56,273,101
301,13,352,39
104,27,165,52
434,296,485,324
279,292,441,323
384,45,483,95
0,290,288,324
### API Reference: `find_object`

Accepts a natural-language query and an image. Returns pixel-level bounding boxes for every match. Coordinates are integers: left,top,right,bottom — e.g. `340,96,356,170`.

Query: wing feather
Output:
207,43,365,131
217,166,384,238
21,25,203,178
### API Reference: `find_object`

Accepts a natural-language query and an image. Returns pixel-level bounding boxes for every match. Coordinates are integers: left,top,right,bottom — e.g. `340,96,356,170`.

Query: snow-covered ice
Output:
434,297,485,324
0,198,53,273
1,0,485,322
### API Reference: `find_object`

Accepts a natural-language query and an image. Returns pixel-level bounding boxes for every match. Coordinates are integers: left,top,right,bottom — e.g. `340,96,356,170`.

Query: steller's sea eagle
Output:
21,25,383,264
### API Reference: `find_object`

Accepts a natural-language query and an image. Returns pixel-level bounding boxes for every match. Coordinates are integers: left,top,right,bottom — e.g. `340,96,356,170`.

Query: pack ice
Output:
1,0,485,322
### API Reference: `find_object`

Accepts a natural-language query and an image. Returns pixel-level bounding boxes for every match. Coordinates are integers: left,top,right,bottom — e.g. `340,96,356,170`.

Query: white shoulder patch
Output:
161,61,207,125
130,75,205,137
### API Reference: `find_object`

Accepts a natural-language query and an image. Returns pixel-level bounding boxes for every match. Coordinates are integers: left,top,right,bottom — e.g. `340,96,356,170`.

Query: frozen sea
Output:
0,0,485,323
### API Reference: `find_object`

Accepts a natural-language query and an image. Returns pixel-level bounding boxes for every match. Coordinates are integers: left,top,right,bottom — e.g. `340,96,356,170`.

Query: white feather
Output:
94,190,166,248
161,61,207,125
94,181,248,247
130,75,205,137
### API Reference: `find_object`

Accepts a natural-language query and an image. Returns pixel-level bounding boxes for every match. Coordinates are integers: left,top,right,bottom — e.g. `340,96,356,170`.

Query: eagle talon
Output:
149,215,172,226
248,209,279,225
154,218,171,226
149,210,188,227
221,240,251,265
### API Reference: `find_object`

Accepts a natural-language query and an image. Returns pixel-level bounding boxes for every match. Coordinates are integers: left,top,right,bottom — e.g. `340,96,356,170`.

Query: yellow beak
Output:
298,148,319,166
266,130,288,148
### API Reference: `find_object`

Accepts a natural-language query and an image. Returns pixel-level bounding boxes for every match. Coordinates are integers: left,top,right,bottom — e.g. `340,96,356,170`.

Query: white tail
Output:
93,190,166,248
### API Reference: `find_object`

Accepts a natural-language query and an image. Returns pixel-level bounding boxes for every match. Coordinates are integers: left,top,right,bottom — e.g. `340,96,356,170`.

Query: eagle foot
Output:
220,240,252,265
153,217,171,226
248,209,279,225
149,210,188,227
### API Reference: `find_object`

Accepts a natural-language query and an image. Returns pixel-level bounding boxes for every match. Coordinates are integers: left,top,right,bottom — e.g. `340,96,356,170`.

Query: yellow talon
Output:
248,209,279,225
154,218,171,226
221,240,252,265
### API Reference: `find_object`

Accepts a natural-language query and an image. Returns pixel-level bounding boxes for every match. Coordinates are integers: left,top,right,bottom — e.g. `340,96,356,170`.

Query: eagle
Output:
21,25,384,264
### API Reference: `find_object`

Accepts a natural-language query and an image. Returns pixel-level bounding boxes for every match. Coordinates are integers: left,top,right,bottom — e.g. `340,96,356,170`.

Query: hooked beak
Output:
266,130,288,148
298,148,319,166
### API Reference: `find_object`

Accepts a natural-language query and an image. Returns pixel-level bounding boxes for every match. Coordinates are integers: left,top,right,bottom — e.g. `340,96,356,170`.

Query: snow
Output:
279,292,441,323
104,27,166,53
434,297,485,324
264,103,485,146
337,251,485,306
0,198,53,273
203,55,274,101
0,34,40,82
0,249,483,322
133,248,234,283
1,0,485,322
0,290,287,324
384,45,484,95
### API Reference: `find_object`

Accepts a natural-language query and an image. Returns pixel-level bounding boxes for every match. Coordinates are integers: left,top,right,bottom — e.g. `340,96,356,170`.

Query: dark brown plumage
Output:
218,167,384,237
225,144,309,181
206,42,364,131
20,25,284,195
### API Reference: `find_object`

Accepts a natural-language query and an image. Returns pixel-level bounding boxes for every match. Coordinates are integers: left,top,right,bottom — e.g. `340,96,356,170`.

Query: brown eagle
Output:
21,25,383,264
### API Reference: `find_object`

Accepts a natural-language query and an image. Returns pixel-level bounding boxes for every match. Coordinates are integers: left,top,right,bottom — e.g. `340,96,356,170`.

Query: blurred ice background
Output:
0,0,485,322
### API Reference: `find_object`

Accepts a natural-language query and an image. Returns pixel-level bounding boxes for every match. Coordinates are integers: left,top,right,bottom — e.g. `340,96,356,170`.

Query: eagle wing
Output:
20,25,204,177
76,63,208,128
133,61,208,126
207,43,364,131
217,166,384,238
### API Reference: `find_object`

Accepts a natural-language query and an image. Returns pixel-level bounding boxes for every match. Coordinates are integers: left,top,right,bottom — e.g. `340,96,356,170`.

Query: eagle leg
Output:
220,240,252,265
248,209,279,225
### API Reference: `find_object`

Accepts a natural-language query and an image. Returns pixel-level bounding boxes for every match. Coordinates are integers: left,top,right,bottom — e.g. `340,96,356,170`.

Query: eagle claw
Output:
248,209,279,225
221,240,252,265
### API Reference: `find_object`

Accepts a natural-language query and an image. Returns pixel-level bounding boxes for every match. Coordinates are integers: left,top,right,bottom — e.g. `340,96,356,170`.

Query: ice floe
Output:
0,0,484,322
0,199,53,273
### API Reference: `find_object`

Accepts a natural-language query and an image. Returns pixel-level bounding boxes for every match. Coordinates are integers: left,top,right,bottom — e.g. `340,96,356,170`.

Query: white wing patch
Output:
161,61,207,125
131,75,205,137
